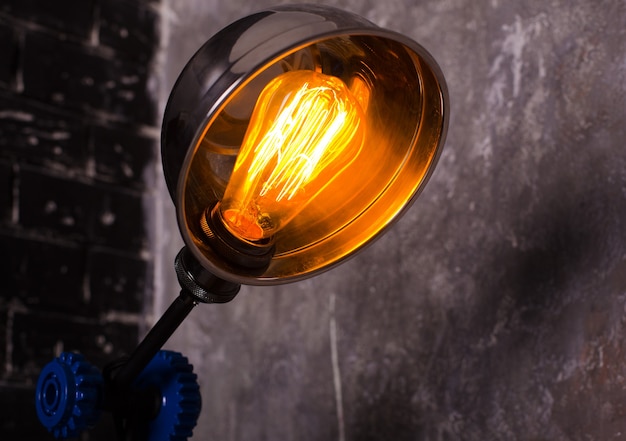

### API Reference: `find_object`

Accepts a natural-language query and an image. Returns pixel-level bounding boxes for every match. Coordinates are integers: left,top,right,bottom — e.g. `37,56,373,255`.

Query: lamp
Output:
164,4,448,284
35,4,448,441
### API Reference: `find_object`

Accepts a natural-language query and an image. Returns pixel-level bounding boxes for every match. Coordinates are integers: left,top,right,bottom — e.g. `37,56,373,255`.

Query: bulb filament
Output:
218,70,366,242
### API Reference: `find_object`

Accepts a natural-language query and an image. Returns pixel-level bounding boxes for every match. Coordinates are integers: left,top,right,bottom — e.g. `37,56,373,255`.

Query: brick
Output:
0,161,12,222
0,307,6,377
19,169,148,253
90,186,148,252
0,384,51,440
0,234,87,313
0,93,89,170
89,248,148,313
0,0,95,39
93,125,156,189
11,312,139,382
22,32,156,125
19,169,97,239
0,23,18,87
100,0,160,62
105,183,152,250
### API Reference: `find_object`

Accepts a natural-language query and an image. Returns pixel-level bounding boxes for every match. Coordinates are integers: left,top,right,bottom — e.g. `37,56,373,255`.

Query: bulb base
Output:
200,202,275,273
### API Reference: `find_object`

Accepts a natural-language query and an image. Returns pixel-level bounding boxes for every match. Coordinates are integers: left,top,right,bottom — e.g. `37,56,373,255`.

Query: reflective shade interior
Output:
181,34,445,283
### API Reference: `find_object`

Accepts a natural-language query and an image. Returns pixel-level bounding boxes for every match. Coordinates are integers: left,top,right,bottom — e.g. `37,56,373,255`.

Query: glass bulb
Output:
218,70,366,242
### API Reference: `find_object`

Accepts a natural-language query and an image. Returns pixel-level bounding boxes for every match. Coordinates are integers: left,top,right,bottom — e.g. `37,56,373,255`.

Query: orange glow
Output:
219,70,366,241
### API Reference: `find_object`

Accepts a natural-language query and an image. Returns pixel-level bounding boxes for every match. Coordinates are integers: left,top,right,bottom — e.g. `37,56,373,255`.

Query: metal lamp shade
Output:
161,4,449,285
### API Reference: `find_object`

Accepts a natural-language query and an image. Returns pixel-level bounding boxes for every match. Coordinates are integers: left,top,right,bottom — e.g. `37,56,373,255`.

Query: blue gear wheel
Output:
35,352,103,439
134,350,202,441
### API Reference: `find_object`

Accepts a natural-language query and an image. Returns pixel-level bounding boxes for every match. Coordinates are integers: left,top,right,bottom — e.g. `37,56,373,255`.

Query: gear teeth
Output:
35,352,104,439
135,350,202,441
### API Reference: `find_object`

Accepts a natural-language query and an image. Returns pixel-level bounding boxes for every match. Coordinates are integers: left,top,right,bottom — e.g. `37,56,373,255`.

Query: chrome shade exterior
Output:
162,4,449,285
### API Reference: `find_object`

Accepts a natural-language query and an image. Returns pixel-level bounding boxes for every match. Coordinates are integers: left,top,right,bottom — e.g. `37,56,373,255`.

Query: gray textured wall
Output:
159,0,626,439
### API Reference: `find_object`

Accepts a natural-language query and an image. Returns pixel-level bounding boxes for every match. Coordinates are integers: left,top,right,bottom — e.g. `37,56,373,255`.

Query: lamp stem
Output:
111,290,198,390
108,247,240,392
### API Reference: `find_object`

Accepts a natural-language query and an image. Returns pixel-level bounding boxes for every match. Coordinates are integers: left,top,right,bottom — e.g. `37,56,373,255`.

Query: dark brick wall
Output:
0,1,161,439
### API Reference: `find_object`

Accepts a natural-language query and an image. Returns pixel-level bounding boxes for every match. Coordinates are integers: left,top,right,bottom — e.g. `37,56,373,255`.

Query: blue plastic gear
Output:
35,352,103,439
134,350,202,441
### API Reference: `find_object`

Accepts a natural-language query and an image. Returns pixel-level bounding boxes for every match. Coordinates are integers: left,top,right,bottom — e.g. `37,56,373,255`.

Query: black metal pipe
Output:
111,290,197,390
107,247,240,396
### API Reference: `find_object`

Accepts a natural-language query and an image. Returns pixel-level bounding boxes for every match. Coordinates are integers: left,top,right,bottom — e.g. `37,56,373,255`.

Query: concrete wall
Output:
160,0,626,440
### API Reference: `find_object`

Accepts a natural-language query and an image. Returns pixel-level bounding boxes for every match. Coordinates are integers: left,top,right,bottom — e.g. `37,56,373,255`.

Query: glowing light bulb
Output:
217,70,366,242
